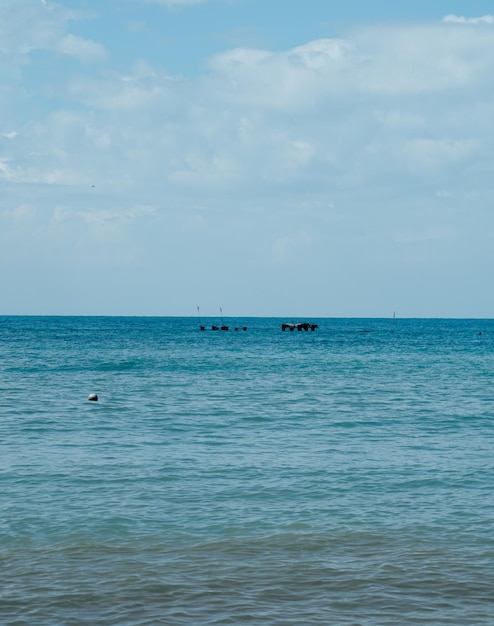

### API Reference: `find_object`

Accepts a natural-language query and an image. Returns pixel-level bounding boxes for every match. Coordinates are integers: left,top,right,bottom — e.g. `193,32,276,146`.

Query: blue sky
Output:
2,0,494,317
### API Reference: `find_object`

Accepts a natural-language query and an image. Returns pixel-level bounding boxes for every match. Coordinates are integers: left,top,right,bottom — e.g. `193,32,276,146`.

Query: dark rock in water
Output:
88,393,98,402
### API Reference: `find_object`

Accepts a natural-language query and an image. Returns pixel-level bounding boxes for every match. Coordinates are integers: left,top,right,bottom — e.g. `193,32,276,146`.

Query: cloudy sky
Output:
1,0,494,317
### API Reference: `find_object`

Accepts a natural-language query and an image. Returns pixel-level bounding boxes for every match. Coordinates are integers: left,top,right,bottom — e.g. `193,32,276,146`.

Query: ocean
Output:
1,316,493,625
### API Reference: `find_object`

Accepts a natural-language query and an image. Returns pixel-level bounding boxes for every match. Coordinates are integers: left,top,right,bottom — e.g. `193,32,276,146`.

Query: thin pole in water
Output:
220,307,228,330
197,306,205,331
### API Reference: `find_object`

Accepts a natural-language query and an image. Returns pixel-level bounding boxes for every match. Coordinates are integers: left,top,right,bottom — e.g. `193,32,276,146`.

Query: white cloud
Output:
52,205,158,227
443,15,494,25
208,39,353,110
3,204,33,223
272,231,312,263
0,0,105,61
0,158,15,181
435,189,453,199
56,34,107,62
126,20,147,33
2,165,87,185
137,0,208,6
207,22,494,112
69,74,169,111
169,151,241,186
400,138,478,171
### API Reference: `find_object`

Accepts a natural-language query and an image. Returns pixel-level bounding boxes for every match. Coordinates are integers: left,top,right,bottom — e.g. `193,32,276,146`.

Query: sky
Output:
1,0,494,317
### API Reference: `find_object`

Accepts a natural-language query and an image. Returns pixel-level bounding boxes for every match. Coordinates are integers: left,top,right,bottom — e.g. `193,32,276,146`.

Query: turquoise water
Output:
1,317,493,625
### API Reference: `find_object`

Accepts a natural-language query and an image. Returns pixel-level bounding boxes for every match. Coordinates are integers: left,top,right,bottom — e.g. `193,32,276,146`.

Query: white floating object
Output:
88,393,99,402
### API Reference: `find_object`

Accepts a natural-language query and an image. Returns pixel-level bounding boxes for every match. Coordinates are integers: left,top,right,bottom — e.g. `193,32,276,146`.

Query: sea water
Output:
0,316,493,625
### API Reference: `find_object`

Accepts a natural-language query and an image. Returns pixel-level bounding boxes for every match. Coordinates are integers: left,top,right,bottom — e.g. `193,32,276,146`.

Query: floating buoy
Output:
88,393,98,402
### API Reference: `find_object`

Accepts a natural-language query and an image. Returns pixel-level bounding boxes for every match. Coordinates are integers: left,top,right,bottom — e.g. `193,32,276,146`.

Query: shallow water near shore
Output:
1,316,493,624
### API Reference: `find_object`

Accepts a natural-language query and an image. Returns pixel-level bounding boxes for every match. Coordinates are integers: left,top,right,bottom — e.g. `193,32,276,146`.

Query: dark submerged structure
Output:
281,322,318,332
201,325,247,331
